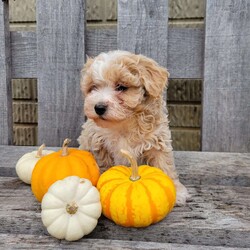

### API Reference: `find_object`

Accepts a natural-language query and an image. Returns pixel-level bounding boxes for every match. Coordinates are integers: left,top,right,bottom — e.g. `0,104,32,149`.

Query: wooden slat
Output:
202,0,250,152
1,146,249,188
0,177,249,248
0,148,249,247
0,235,246,250
10,32,37,79
168,28,204,79
86,27,117,56
10,27,204,79
117,0,168,66
0,1,13,145
36,0,86,146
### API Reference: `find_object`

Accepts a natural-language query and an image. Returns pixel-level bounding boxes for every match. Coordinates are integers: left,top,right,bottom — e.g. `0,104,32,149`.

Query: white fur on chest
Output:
102,131,144,165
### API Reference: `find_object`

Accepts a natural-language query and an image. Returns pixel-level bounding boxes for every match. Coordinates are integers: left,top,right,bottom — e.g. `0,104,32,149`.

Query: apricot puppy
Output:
78,50,189,206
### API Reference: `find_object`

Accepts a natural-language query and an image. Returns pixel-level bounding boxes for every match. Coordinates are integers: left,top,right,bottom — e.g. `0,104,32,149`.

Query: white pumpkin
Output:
15,144,54,184
41,176,102,241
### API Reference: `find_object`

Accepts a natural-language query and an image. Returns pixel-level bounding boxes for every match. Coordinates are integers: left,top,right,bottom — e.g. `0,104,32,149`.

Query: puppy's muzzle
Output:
95,103,108,116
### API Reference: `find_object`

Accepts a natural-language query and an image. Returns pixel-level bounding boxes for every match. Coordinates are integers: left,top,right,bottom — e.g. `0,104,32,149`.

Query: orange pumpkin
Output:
97,149,176,227
31,139,100,202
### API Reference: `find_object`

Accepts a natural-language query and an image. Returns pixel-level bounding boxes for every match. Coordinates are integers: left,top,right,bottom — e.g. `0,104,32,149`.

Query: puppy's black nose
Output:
94,104,107,116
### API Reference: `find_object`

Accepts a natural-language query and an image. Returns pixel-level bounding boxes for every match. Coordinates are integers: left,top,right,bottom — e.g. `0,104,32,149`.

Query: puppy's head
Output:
81,50,169,128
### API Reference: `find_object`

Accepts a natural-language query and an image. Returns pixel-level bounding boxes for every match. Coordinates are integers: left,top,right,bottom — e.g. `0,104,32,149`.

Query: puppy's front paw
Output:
174,180,191,206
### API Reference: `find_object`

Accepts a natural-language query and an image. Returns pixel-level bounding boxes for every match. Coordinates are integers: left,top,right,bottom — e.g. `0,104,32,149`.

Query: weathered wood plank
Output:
86,27,117,56
36,0,86,147
10,32,37,78
12,78,37,99
10,27,204,79
202,0,250,152
1,146,249,187
13,125,37,146
168,104,201,128
0,1,13,145
167,79,202,102
0,234,245,250
168,27,204,79
171,129,201,151
0,176,249,248
175,151,250,187
13,101,37,123
117,0,168,67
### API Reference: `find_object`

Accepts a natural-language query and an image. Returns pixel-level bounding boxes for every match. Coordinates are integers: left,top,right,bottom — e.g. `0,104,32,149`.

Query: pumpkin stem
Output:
66,202,78,215
120,149,140,181
61,138,71,156
36,144,46,158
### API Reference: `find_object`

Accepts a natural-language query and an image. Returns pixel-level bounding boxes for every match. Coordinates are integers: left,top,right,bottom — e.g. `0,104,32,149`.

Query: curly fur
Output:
78,50,190,205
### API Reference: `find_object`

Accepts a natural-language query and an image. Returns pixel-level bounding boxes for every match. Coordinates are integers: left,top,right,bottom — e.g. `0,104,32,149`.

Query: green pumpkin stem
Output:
120,149,141,181
36,143,46,158
61,138,71,156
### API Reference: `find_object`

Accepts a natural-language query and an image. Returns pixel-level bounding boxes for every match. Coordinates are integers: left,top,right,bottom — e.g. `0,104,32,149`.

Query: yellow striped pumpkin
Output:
97,150,176,227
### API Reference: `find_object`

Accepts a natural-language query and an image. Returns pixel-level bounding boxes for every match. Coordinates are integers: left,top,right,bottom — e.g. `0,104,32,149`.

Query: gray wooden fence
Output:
0,0,249,152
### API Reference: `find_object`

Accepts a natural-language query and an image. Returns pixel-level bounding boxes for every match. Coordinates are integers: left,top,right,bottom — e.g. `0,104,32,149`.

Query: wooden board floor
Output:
0,146,249,249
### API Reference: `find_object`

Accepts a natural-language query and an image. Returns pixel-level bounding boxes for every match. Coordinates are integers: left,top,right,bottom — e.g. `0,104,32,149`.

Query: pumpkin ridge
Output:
139,182,158,224
35,164,46,201
97,178,126,190
137,165,151,175
65,156,74,176
78,205,100,218
65,156,89,186
53,158,66,194
49,160,72,202
124,183,134,227
65,216,83,241
71,153,95,182
45,210,67,228
101,182,128,219
146,177,176,210
107,167,131,176
139,167,163,176
42,194,65,209
141,172,168,179
79,155,93,180
78,201,100,208
77,186,94,204
67,172,83,202
42,208,65,219
47,182,70,203
32,155,54,201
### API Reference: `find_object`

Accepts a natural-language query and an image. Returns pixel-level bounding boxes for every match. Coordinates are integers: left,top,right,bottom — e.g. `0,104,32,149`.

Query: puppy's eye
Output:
115,84,128,92
88,84,97,93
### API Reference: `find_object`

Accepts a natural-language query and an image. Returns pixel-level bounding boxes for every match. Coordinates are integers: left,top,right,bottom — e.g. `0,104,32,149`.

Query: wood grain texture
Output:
202,0,250,152
10,27,204,79
5,185,250,244
0,147,249,248
36,0,86,146
0,178,249,247
10,32,37,78
0,235,245,250
13,125,37,146
1,145,249,187
117,0,168,67
171,129,201,151
0,1,13,145
167,28,204,79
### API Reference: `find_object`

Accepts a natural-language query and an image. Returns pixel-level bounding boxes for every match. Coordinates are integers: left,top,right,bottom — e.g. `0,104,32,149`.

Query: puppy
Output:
78,50,189,206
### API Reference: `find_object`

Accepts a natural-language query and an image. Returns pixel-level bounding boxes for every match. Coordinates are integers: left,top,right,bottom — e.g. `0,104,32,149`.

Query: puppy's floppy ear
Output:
137,55,170,98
